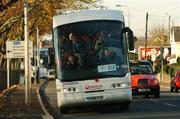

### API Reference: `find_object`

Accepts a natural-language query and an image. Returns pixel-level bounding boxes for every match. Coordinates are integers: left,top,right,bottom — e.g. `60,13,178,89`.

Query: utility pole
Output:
168,15,171,44
37,28,40,69
145,12,148,59
160,45,164,82
36,28,40,83
24,0,30,104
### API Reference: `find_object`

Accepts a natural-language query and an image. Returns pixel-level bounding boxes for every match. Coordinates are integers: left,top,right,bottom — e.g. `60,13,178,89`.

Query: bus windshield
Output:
54,20,128,82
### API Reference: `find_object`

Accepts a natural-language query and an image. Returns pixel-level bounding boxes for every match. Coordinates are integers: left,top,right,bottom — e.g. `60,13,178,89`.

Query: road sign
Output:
6,41,33,58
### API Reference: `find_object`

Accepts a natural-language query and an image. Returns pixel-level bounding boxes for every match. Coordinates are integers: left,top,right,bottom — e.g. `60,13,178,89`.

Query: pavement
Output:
0,80,53,119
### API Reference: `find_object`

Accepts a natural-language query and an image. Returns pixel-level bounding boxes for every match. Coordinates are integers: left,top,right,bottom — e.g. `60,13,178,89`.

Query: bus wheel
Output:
120,103,129,110
60,107,69,114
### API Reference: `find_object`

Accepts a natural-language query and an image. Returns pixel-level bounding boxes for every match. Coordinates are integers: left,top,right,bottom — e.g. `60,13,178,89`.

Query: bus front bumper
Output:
57,88,132,108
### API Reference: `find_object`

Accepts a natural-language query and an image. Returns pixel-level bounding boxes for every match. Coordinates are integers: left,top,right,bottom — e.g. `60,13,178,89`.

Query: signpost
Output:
6,41,33,59
6,40,33,104
6,41,33,91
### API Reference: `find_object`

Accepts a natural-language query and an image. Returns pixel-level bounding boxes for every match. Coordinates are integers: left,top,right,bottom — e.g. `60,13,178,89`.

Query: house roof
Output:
174,26,180,42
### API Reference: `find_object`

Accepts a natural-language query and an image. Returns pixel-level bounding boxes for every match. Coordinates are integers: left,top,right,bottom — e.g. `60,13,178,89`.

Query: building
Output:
138,46,171,64
170,26,180,64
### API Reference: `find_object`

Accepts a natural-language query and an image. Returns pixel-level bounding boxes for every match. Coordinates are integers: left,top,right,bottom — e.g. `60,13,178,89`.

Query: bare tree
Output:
148,24,169,46
0,0,101,69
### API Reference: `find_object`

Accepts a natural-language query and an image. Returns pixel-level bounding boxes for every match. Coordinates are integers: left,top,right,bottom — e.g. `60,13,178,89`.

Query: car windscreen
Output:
130,64,153,75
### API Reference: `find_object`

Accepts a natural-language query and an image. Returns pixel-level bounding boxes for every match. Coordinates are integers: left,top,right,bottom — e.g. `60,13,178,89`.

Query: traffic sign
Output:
6,41,33,58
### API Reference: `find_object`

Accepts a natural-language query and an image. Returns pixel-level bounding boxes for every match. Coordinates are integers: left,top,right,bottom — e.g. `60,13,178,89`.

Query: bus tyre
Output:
60,107,69,114
120,103,129,111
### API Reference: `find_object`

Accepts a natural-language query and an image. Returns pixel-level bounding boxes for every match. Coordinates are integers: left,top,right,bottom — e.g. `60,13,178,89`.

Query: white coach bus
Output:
53,9,135,113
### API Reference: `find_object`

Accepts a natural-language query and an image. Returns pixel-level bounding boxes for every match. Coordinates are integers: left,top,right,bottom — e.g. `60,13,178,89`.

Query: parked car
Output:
130,60,160,98
47,69,55,80
170,69,180,92
39,67,48,80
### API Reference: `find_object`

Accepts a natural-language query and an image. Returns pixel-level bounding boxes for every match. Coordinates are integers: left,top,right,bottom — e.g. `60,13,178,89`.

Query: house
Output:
170,26,180,64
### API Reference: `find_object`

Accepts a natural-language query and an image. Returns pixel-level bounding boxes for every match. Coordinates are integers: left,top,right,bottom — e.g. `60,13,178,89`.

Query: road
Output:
43,81,180,119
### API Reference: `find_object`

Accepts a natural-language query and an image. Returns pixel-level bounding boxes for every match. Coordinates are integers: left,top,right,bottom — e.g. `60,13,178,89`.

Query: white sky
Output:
103,0,180,37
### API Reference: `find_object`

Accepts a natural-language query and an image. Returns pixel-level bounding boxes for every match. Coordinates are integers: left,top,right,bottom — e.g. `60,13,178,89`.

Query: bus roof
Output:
53,9,124,28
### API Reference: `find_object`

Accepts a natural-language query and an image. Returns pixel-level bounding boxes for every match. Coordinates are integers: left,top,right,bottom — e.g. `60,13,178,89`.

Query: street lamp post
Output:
145,12,149,59
116,4,130,27
24,0,30,104
168,15,171,44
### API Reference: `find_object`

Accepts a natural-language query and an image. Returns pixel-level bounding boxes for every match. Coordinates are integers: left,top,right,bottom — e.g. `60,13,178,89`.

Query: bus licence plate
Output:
85,96,104,101
138,88,150,92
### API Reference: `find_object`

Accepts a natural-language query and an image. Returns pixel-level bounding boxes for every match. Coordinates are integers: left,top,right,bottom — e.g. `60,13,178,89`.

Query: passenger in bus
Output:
60,35,72,54
69,32,83,65
101,49,117,63
64,53,80,69
81,33,93,50
102,49,111,59
81,33,96,65
94,32,106,60
69,33,83,53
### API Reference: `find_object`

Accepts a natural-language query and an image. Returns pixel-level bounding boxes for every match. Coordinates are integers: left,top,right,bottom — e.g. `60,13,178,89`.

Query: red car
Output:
170,69,180,92
130,60,160,98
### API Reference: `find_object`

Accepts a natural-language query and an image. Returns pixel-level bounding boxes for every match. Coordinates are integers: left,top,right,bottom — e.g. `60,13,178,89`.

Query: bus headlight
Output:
112,83,131,88
63,88,68,93
59,87,79,93
121,83,130,87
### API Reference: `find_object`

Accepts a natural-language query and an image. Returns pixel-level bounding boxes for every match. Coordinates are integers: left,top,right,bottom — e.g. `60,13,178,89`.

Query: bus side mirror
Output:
123,27,135,51
48,48,55,66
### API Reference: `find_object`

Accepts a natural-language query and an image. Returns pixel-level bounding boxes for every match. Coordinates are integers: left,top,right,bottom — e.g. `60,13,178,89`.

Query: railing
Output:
0,69,24,92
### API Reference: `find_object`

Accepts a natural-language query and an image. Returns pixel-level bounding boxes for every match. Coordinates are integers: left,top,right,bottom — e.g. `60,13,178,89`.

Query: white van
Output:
39,67,48,79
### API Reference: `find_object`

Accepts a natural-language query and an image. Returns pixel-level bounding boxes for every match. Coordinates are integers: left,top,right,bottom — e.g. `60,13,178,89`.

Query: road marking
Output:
149,98,177,107
149,99,160,103
99,113,180,119
164,103,176,107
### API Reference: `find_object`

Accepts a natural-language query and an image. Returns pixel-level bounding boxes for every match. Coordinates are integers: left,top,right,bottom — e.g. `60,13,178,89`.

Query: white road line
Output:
99,113,180,119
149,99,160,103
149,98,177,107
164,103,177,107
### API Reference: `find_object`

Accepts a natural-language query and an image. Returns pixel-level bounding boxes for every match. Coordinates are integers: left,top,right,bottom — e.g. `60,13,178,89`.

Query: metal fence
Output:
0,69,24,92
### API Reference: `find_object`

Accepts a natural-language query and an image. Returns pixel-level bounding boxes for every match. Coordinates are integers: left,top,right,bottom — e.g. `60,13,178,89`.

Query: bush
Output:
169,65,175,78
169,64,180,77
177,57,180,65
155,64,161,73
164,65,169,74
